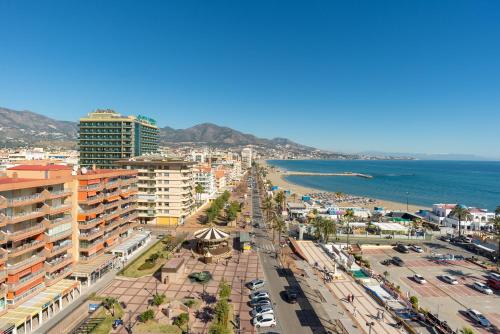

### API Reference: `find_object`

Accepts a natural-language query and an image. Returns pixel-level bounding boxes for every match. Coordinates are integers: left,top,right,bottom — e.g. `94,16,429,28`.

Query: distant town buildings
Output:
78,109,159,169
118,156,195,226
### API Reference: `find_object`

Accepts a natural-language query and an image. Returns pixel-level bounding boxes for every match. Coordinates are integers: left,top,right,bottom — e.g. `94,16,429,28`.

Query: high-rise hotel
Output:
78,109,159,169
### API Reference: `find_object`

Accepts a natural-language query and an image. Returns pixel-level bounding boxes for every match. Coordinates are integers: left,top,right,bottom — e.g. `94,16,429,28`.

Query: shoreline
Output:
261,160,428,212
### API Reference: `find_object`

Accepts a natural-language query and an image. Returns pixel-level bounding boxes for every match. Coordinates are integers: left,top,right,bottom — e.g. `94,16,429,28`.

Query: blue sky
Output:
1,1,499,158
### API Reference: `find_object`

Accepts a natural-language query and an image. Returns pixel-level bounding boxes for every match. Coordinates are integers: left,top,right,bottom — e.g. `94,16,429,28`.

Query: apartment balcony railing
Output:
8,269,45,291
104,199,122,209
120,178,136,186
7,193,44,207
79,204,104,216
46,241,72,257
80,194,104,205
45,229,72,243
78,183,105,192
78,216,104,228
7,239,45,257
5,209,45,225
47,189,72,199
45,255,72,272
0,214,5,227
79,238,104,250
79,229,104,241
7,282,45,306
49,204,72,215
122,212,139,222
0,231,6,243
0,248,7,262
0,196,7,209
105,218,122,232
105,179,121,189
104,189,121,198
7,256,43,274
47,216,72,227
45,266,72,285
6,224,46,242
0,269,6,281
78,251,103,263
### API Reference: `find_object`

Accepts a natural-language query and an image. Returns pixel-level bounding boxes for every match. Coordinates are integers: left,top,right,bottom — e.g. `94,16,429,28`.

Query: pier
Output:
283,171,373,178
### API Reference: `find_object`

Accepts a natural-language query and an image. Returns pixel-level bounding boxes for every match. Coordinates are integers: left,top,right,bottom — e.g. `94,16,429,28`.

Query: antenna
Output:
81,167,88,175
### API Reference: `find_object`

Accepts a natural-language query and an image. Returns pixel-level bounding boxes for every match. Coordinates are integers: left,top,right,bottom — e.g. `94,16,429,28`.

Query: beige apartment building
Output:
118,156,195,226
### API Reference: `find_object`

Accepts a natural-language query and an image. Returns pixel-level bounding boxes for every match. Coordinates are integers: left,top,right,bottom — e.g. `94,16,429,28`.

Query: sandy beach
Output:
261,160,427,212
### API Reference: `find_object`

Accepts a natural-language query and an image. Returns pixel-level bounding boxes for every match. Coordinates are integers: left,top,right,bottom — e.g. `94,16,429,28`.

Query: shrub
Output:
208,323,231,334
409,296,419,309
138,261,155,270
461,327,474,334
173,312,189,328
183,299,196,308
214,299,230,327
152,293,166,306
218,279,232,300
139,309,155,322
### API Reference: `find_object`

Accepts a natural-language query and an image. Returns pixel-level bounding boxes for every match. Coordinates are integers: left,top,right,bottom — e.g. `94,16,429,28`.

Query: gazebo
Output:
193,226,231,262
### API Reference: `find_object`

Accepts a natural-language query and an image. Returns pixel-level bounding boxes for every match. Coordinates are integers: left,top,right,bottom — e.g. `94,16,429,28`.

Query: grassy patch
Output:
119,239,170,278
91,303,124,334
135,320,182,334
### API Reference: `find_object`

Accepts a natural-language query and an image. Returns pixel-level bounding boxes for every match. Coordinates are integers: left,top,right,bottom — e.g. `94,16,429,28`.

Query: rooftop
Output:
0,177,38,185
8,165,72,171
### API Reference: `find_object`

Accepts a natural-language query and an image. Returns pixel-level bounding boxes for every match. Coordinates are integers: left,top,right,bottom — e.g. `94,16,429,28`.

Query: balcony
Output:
7,282,45,306
78,183,104,192
46,241,72,257
104,199,122,209
47,216,72,228
80,194,104,205
48,204,72,215
79,238,104,251
79,228,104,241
47,189,72,200
0,196,7,209
0,214,5,228
7,193,44,207
7,239,45,257
105,179,122,189
105,218,122,232
0,231,6,244
103,210,122,222
7,224,46,242
0,269,7,281
45,266,72,286
5,209,45,225
0,248,7,262
7,255,45,274
104,189,121,198
45,255,72,273
8,269,45,291
78,216,104,228
45,229,72,243
79,204,104,216
121,178,136,186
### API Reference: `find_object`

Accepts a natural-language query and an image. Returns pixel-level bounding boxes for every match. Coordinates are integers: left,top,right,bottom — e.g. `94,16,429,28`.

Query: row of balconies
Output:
7,282,45,306
46,241,72,257
8,268,45,291
6,255,45,274
4,189,71,208
6,203,72,225
79,237,104,251
45,229,72,243
80,194,104,205
78,183,105,192
45,265,72,285
45,255,72,273
79,228,104,241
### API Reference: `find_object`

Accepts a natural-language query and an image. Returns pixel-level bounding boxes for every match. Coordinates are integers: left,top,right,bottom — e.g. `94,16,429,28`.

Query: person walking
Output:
352,294,355,303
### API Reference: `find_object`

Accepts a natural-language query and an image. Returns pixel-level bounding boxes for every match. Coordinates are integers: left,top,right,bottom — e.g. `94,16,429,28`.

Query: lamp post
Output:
406,192,409,212
366,321,375,334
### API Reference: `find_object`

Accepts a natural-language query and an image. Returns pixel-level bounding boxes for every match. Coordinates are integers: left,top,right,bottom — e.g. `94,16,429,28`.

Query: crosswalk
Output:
255,242,276,253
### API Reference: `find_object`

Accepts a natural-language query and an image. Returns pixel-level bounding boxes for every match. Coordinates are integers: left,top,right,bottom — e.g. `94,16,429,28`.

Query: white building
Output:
193,166,217,203
241,147,252,169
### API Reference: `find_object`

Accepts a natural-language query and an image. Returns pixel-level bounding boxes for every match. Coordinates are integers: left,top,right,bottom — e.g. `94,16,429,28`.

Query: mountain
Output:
0,107,78,148
359,151,496,161
0,107,312,151
159,123,312,149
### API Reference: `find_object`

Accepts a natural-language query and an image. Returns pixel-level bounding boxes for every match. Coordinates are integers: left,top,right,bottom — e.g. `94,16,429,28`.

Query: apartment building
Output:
78,109,159,169
75,169,139,263
118,156,195,226
0,166,74,311
241,147,252,169
193,165,217,203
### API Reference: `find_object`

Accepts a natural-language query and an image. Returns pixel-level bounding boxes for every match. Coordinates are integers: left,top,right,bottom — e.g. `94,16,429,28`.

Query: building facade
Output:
78,109,159,169
241,147,252,169
118,156,195,226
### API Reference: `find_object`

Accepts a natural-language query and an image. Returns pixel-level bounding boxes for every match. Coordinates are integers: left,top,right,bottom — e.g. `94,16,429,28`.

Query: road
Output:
250,168,316,334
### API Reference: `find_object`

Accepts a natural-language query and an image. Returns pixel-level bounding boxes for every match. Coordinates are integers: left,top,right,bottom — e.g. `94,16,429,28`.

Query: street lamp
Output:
406,192,409,212
366,321,375,334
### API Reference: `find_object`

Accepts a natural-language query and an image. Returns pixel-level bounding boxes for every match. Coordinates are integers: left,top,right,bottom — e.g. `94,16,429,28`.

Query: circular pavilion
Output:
193,226,231,262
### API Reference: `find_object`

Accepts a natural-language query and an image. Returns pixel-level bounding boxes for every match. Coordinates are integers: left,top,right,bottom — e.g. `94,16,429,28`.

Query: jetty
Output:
283,171,373,179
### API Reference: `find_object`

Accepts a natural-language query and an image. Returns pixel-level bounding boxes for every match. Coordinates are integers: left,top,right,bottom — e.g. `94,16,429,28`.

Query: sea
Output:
266,160,500,211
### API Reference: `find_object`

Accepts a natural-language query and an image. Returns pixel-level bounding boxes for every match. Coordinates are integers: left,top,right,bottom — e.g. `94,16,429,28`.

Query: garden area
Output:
205,190,243,226
119,234,186,278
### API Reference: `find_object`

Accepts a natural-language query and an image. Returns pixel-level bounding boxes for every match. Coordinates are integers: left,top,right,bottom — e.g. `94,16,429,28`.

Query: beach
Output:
261,160,427,212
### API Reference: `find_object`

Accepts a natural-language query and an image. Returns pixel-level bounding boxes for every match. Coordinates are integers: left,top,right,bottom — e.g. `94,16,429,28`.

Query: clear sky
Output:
1,1,499,158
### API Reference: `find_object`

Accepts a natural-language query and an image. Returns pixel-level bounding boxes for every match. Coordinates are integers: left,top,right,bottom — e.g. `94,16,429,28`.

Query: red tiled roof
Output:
0,177,39,185
8,165,72,171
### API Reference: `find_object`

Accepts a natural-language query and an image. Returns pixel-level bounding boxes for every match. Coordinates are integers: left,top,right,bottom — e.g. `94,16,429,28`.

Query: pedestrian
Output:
353,306,357,317
352,294,355,303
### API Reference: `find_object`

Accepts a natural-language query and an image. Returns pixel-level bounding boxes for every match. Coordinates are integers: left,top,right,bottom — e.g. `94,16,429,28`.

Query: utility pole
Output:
366,321,375,334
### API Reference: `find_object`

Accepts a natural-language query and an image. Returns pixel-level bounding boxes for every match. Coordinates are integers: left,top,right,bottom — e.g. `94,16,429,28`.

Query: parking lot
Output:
362,244,500,334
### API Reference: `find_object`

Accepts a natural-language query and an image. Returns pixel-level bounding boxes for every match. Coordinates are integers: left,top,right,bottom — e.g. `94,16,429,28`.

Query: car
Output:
251,305,274,318
247,279,265,290
395,244,410,253
410,245,424,253
413,274,427,284
487,272,500,281
252,314,277,328
392,257,404,266
440,235,452,242
473,282,493,294
250,291,270,300
381,259,393,266
250,297,272,307
465,309,491,328
284,288,298,303
441,275,458,285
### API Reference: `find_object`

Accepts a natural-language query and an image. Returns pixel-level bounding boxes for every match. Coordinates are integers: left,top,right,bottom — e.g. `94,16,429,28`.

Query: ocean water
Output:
267,160,500,210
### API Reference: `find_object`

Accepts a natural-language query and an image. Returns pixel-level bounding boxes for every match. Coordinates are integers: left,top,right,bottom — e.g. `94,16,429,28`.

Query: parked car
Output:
395,244,410,253
247,279,265,290
441,275,458,285
250,291,270,300
251,305,274,318
465,309,491,327
392,257,405,266
487,272,500,281
473,282,493,295
410,245,424,253
284,288,298,303
413,274,427,284
250,297,272,307
440,235,452,242
252,314,277,328
381,259,392,266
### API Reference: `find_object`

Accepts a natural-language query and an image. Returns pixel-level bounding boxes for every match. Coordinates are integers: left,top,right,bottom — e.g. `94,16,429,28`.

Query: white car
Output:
473,282,493,294
488,272,500,281
251,305,274,318
413,274,427,284
410,245,424,253
252,314,277,328
441,275,458,285
250,291,270,300
247,279,265,290
465,309,491,327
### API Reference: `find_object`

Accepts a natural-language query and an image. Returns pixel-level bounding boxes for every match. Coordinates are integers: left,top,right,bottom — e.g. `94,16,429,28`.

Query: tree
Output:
102,297,118,316
450,205,471,237
262,196,275,224
218,279,232,300
152,293,166,306
274,190,285,213
460,327,474,334
383,271,389,280
208,323,231,334
214,299,230,327
272,215,286,245
148,252,160,264
173,312,189,328
195,184,205,204
409,296,419,309
343,209,355,250
139,309,155,322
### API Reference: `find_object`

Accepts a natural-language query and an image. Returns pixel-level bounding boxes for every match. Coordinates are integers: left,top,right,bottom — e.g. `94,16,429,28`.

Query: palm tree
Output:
103,297,118,316
262,196,274,225
450,205,471,237
322,218,336,243
272,215,286,245
274,190,286,213
312,216,324,241
343,209,355,250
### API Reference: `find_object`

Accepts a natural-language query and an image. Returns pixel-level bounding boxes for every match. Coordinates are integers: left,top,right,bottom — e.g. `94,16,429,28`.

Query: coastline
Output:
261,160,427,212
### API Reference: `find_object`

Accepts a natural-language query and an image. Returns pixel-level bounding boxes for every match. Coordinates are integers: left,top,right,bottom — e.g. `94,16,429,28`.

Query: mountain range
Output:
0,106,312,151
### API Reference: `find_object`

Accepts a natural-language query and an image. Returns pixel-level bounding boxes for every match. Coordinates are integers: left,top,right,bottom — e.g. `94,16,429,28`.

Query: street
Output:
250,168,316,334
